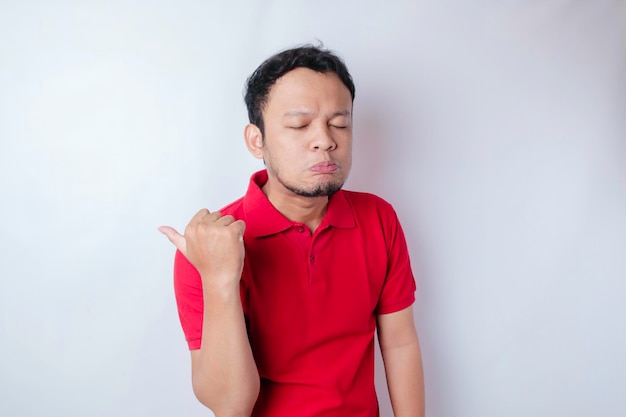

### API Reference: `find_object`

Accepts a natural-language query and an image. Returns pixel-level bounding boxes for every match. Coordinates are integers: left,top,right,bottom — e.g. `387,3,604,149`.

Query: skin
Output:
244,68,353,231
158,210,258,417
159,67,425,417
378,306,426,417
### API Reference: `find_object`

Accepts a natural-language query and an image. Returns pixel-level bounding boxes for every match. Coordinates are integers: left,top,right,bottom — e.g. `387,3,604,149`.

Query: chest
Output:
241,225,388,342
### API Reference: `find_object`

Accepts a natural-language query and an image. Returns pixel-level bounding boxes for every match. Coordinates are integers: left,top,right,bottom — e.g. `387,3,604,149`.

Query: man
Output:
159,45,425,417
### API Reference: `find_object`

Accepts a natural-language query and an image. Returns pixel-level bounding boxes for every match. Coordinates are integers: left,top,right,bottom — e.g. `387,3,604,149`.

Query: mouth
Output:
310,161,339,174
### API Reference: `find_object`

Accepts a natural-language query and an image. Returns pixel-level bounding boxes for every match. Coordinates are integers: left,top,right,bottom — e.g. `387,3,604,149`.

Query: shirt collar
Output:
243,170,356,238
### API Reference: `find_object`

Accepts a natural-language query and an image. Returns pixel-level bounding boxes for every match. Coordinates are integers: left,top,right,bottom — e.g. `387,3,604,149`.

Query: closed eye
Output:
289,125,309,130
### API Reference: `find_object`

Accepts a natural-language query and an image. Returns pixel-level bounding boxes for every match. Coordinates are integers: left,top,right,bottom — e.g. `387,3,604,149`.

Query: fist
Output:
159,209,246,289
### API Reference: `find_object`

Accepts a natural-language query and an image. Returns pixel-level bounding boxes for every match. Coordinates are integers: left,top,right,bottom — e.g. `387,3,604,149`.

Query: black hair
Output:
244,44,355,135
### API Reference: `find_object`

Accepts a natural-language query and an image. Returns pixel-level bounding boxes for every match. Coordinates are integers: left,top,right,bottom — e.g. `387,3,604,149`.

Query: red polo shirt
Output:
174,170,416,417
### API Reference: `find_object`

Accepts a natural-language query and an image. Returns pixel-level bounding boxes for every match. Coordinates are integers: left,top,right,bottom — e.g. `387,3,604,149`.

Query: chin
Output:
308,180,344,197
286,179,344,198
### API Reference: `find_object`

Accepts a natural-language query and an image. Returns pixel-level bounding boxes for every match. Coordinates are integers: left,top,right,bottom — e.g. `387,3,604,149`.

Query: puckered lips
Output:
309,161,339,174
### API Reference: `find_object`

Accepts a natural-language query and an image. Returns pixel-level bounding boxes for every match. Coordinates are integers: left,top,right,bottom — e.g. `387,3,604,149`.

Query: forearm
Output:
381,341,425,417
192,282,259,417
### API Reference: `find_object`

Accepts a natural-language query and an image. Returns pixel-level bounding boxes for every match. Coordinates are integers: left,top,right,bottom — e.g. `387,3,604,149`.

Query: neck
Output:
262,183,329,233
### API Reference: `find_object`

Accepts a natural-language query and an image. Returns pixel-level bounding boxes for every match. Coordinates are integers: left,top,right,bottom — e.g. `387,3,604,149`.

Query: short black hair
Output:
244,45,355,135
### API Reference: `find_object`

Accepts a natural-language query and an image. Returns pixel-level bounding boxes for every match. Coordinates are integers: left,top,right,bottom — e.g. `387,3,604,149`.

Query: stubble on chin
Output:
290,182,343,198
277,175,344,198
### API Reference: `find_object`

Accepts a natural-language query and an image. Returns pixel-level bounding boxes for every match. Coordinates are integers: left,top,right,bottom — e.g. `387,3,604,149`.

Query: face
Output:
246,67,353,198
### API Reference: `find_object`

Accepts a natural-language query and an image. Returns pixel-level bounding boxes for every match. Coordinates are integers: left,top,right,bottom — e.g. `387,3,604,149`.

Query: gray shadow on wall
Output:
348,98,390,196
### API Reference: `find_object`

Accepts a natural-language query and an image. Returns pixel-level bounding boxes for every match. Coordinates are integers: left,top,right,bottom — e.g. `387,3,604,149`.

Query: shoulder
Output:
339,190,408,253
217,196,245,218
340,189,396,216
342,190,400,235
338,190,402,235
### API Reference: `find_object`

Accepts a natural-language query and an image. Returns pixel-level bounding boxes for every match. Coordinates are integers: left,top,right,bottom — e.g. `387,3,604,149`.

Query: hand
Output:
158,209,246,289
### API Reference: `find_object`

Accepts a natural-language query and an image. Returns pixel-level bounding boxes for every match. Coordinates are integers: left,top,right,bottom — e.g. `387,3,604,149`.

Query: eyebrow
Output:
283,110,352,118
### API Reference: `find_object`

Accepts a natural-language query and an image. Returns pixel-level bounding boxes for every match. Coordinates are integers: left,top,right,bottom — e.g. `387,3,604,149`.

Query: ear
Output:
244,124,264,159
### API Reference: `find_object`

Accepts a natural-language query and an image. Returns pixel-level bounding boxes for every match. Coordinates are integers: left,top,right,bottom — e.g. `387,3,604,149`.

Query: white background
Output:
1,1,624,416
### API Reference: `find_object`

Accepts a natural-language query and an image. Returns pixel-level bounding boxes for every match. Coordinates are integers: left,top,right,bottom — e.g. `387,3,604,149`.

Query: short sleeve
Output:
376,204,417,315
173,250,203,350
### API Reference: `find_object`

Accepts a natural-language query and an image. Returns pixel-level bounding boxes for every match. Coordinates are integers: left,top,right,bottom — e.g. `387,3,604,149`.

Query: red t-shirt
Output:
174,170,416,417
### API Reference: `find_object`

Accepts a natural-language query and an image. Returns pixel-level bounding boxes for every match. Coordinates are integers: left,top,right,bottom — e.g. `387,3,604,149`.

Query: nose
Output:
310,125,336,151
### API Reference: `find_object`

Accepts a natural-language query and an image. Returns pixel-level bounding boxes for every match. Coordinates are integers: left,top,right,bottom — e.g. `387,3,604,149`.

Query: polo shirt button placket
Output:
308,252,317,285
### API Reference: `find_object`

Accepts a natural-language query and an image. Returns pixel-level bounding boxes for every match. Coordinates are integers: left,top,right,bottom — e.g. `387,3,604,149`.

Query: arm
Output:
377,305,425,417
190,277,259,417
160,209,259,417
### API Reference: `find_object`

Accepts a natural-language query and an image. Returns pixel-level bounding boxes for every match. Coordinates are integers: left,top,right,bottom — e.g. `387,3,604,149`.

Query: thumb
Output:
158,226,187,254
